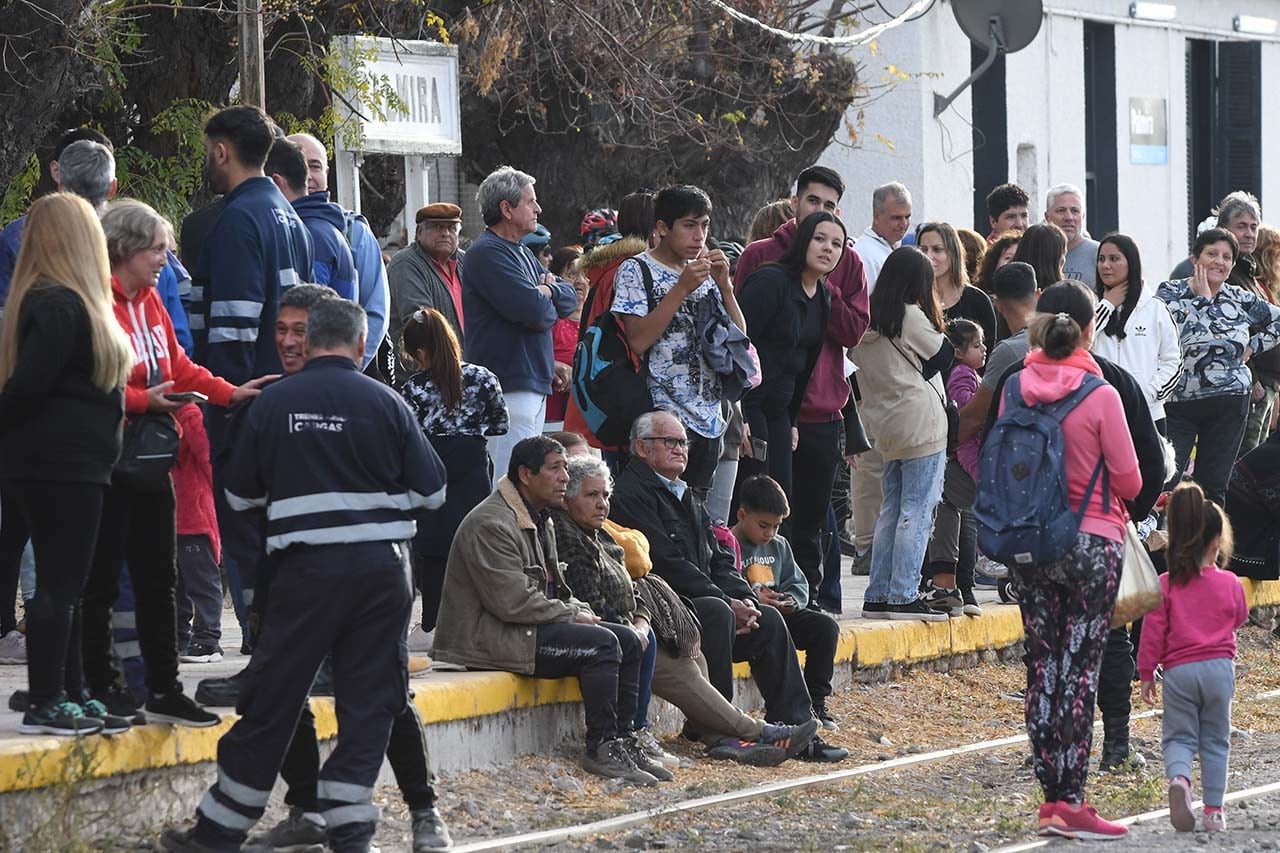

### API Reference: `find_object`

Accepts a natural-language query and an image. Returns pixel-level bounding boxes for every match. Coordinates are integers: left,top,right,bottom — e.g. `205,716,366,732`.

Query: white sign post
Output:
333,36,462,235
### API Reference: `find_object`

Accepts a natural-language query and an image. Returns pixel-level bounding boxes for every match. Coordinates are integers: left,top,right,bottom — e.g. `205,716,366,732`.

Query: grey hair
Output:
1044,183,1084,213
629,411,666,448
477,166,535,226
57,141,116,210
565,456,613,500
280,283,337,312
305,298,367,351
1216,190,1261,227
101,199,174,266
872,182,912,211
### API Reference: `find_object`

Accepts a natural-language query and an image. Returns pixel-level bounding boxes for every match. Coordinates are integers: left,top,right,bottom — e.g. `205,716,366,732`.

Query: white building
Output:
820,1,1280,277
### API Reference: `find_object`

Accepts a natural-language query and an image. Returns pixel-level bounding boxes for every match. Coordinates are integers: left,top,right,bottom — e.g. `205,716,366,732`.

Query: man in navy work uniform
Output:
162,298,446,853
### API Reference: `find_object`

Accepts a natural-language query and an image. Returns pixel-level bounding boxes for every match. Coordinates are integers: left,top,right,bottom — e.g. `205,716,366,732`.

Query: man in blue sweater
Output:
194,105,313,385
288,132,391,373
461,166,577,478
265,139,355,303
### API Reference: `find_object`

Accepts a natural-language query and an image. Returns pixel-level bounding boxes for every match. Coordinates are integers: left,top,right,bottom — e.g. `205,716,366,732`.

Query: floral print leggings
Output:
1010,531,1122,803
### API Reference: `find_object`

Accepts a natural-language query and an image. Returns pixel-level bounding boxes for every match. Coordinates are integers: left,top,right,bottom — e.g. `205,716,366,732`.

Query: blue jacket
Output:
193,177,313,385
224,355,446,553
460,229,576,395
156,250,194,357
343,210,389,368
0,216,23,308
293,192,355,301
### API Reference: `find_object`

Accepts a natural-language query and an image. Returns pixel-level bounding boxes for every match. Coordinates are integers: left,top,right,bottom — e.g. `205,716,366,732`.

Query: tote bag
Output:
1111,520,1163,627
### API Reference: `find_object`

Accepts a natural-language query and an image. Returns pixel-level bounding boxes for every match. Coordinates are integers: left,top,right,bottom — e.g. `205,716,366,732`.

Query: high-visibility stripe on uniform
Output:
265,521,417,553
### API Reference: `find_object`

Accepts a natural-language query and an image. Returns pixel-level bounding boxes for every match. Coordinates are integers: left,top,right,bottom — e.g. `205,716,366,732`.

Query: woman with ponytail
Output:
1002,281,1142,841
1138,482,1248,834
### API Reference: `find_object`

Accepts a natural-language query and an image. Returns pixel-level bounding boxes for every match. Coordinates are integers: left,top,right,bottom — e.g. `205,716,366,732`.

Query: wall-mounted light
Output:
1234,15,1278,35
1129,2,1178,21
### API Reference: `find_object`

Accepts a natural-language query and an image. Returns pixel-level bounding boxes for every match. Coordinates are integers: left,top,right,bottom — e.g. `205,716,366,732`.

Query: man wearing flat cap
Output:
386,202,466,382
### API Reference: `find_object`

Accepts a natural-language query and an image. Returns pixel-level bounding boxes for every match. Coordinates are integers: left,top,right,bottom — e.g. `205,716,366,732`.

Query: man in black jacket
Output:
610,411,847,762
982,281,1169,773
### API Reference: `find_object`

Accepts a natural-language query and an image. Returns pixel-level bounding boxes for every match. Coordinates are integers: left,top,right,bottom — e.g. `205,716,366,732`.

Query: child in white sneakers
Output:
1138,482,1249,833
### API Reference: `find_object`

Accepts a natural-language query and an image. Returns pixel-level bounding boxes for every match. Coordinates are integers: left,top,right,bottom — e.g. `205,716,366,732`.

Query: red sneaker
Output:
1052,801,1128,840
1037,802,1074,838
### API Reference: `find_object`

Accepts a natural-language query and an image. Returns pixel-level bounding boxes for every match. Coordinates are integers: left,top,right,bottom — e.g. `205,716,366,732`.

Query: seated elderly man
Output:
610,412,847,762
552,454,820,767
434,436,665,785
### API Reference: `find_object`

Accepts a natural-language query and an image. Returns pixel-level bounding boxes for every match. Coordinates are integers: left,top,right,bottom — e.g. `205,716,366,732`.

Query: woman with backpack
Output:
989,280,1142,840
851,246,953,622
735,211,843,499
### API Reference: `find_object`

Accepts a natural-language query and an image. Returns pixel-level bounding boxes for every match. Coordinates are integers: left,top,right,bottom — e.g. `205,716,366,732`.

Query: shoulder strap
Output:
889,338,947,408
637,258,657,313
1000,373,1025,413
1043,373,1105,424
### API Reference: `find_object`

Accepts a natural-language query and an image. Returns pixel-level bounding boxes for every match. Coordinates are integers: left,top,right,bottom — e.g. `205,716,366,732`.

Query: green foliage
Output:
114,99,216,226
0,155,39,224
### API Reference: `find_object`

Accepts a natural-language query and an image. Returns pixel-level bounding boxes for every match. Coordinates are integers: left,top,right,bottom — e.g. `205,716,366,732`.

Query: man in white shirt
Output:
1044,183,1099,287
852,182,912,294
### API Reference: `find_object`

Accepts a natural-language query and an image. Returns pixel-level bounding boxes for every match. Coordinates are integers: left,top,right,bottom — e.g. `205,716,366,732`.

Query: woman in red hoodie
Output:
1002,281,1143,841
82,200,270,727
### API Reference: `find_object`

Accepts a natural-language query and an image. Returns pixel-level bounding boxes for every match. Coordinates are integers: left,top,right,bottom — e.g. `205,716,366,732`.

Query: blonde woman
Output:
0,193,133,736
917,221,996,347
747,199,794,245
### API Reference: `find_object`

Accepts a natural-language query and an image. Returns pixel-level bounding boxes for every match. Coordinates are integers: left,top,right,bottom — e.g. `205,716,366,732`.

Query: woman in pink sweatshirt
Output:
1139,482,1248,834
1001,281,1143,841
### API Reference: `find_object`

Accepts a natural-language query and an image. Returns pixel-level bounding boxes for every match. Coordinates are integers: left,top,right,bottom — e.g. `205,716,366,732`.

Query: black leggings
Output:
0,485,29,635
82,478,181,696
10,480,105,707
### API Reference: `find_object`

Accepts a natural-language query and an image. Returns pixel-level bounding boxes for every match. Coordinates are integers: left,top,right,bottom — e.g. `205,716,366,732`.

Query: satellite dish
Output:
934,0,1044,116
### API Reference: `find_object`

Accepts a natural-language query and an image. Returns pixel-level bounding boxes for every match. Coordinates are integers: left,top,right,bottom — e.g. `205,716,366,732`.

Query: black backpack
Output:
570,261,656,446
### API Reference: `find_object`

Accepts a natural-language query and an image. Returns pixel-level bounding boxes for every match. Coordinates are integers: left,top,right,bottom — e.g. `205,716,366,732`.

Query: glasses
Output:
642,436,688,450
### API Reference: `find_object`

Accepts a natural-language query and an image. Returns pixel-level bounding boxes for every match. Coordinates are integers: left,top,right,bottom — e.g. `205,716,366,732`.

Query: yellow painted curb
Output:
1,577,1275,793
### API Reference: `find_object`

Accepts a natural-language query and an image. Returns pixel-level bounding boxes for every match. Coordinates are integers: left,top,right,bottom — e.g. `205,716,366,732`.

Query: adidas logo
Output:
1132,325,1147,334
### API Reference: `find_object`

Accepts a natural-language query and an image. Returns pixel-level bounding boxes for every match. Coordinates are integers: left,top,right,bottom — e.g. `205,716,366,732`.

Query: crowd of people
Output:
0,103,1277,851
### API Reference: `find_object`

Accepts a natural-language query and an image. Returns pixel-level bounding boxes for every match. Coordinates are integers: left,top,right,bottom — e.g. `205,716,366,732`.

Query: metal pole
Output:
239,0,265,108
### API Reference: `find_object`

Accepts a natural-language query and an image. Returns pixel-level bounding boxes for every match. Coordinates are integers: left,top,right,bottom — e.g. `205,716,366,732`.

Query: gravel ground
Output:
354,624,1280,853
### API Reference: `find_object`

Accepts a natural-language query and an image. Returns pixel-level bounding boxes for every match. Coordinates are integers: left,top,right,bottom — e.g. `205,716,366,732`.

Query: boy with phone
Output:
731,474,842,733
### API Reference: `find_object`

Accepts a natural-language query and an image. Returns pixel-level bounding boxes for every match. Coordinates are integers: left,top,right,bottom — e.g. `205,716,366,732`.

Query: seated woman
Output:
552,455,818,767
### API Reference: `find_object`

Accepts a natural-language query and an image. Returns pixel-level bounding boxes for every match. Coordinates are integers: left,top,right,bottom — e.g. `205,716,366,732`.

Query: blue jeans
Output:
865,451,946,605
633,627,657,730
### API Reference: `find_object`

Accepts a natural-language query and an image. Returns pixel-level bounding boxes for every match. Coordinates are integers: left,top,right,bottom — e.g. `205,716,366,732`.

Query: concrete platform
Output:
1,561,1276,830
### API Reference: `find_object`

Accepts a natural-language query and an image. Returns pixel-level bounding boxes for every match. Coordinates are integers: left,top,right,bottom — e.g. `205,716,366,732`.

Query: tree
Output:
0,1,873,241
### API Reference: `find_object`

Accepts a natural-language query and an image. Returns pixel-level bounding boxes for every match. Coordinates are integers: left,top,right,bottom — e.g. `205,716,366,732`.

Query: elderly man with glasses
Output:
386,202,467,381
609,411,848,762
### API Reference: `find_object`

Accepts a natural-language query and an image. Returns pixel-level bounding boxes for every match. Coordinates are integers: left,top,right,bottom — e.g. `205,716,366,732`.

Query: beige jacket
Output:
850,304,950,461
433,477,589,673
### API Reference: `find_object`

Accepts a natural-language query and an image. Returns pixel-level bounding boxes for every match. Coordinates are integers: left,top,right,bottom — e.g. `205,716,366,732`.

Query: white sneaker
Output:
975,555,1009,579
408,624,434,654
0,630,26,664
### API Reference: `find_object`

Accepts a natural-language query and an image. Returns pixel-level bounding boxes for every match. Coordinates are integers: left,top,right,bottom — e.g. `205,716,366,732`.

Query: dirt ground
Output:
360,623,1280,852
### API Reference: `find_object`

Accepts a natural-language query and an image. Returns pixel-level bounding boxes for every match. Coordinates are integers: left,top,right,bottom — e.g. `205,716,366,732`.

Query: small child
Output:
921,319,987,615
731,475,844,742
1138,482,1249,834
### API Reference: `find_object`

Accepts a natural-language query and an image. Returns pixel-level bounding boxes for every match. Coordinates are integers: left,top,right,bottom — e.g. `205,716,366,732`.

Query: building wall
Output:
825,0,1280,278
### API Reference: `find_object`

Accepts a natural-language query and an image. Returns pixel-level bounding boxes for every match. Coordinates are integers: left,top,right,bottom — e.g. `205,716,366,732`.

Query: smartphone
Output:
164,391,208,404
749,436,768,462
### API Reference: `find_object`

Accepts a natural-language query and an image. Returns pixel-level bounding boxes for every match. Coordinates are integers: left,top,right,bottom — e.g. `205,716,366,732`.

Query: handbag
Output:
1111,520,1164,627
890,341,960,456
114,326,180,492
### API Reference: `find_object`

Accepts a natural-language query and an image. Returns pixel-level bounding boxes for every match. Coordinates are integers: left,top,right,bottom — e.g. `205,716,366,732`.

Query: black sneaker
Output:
147,689,221,727
759,718,820,759
19,697,105,736
581,738,658,785
860,600,889,620
195,668,247,707
885,598,949,623
8,689,27,712
921,582,963,617
81,698,133,735
410,806,454,852
249,807,327,849
180,642,224,664
90,684,146,725
813,699,840,731
624,732,674,782
795,734,849,762
160,826,279,853
961,588,982,616
706,737,787,767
